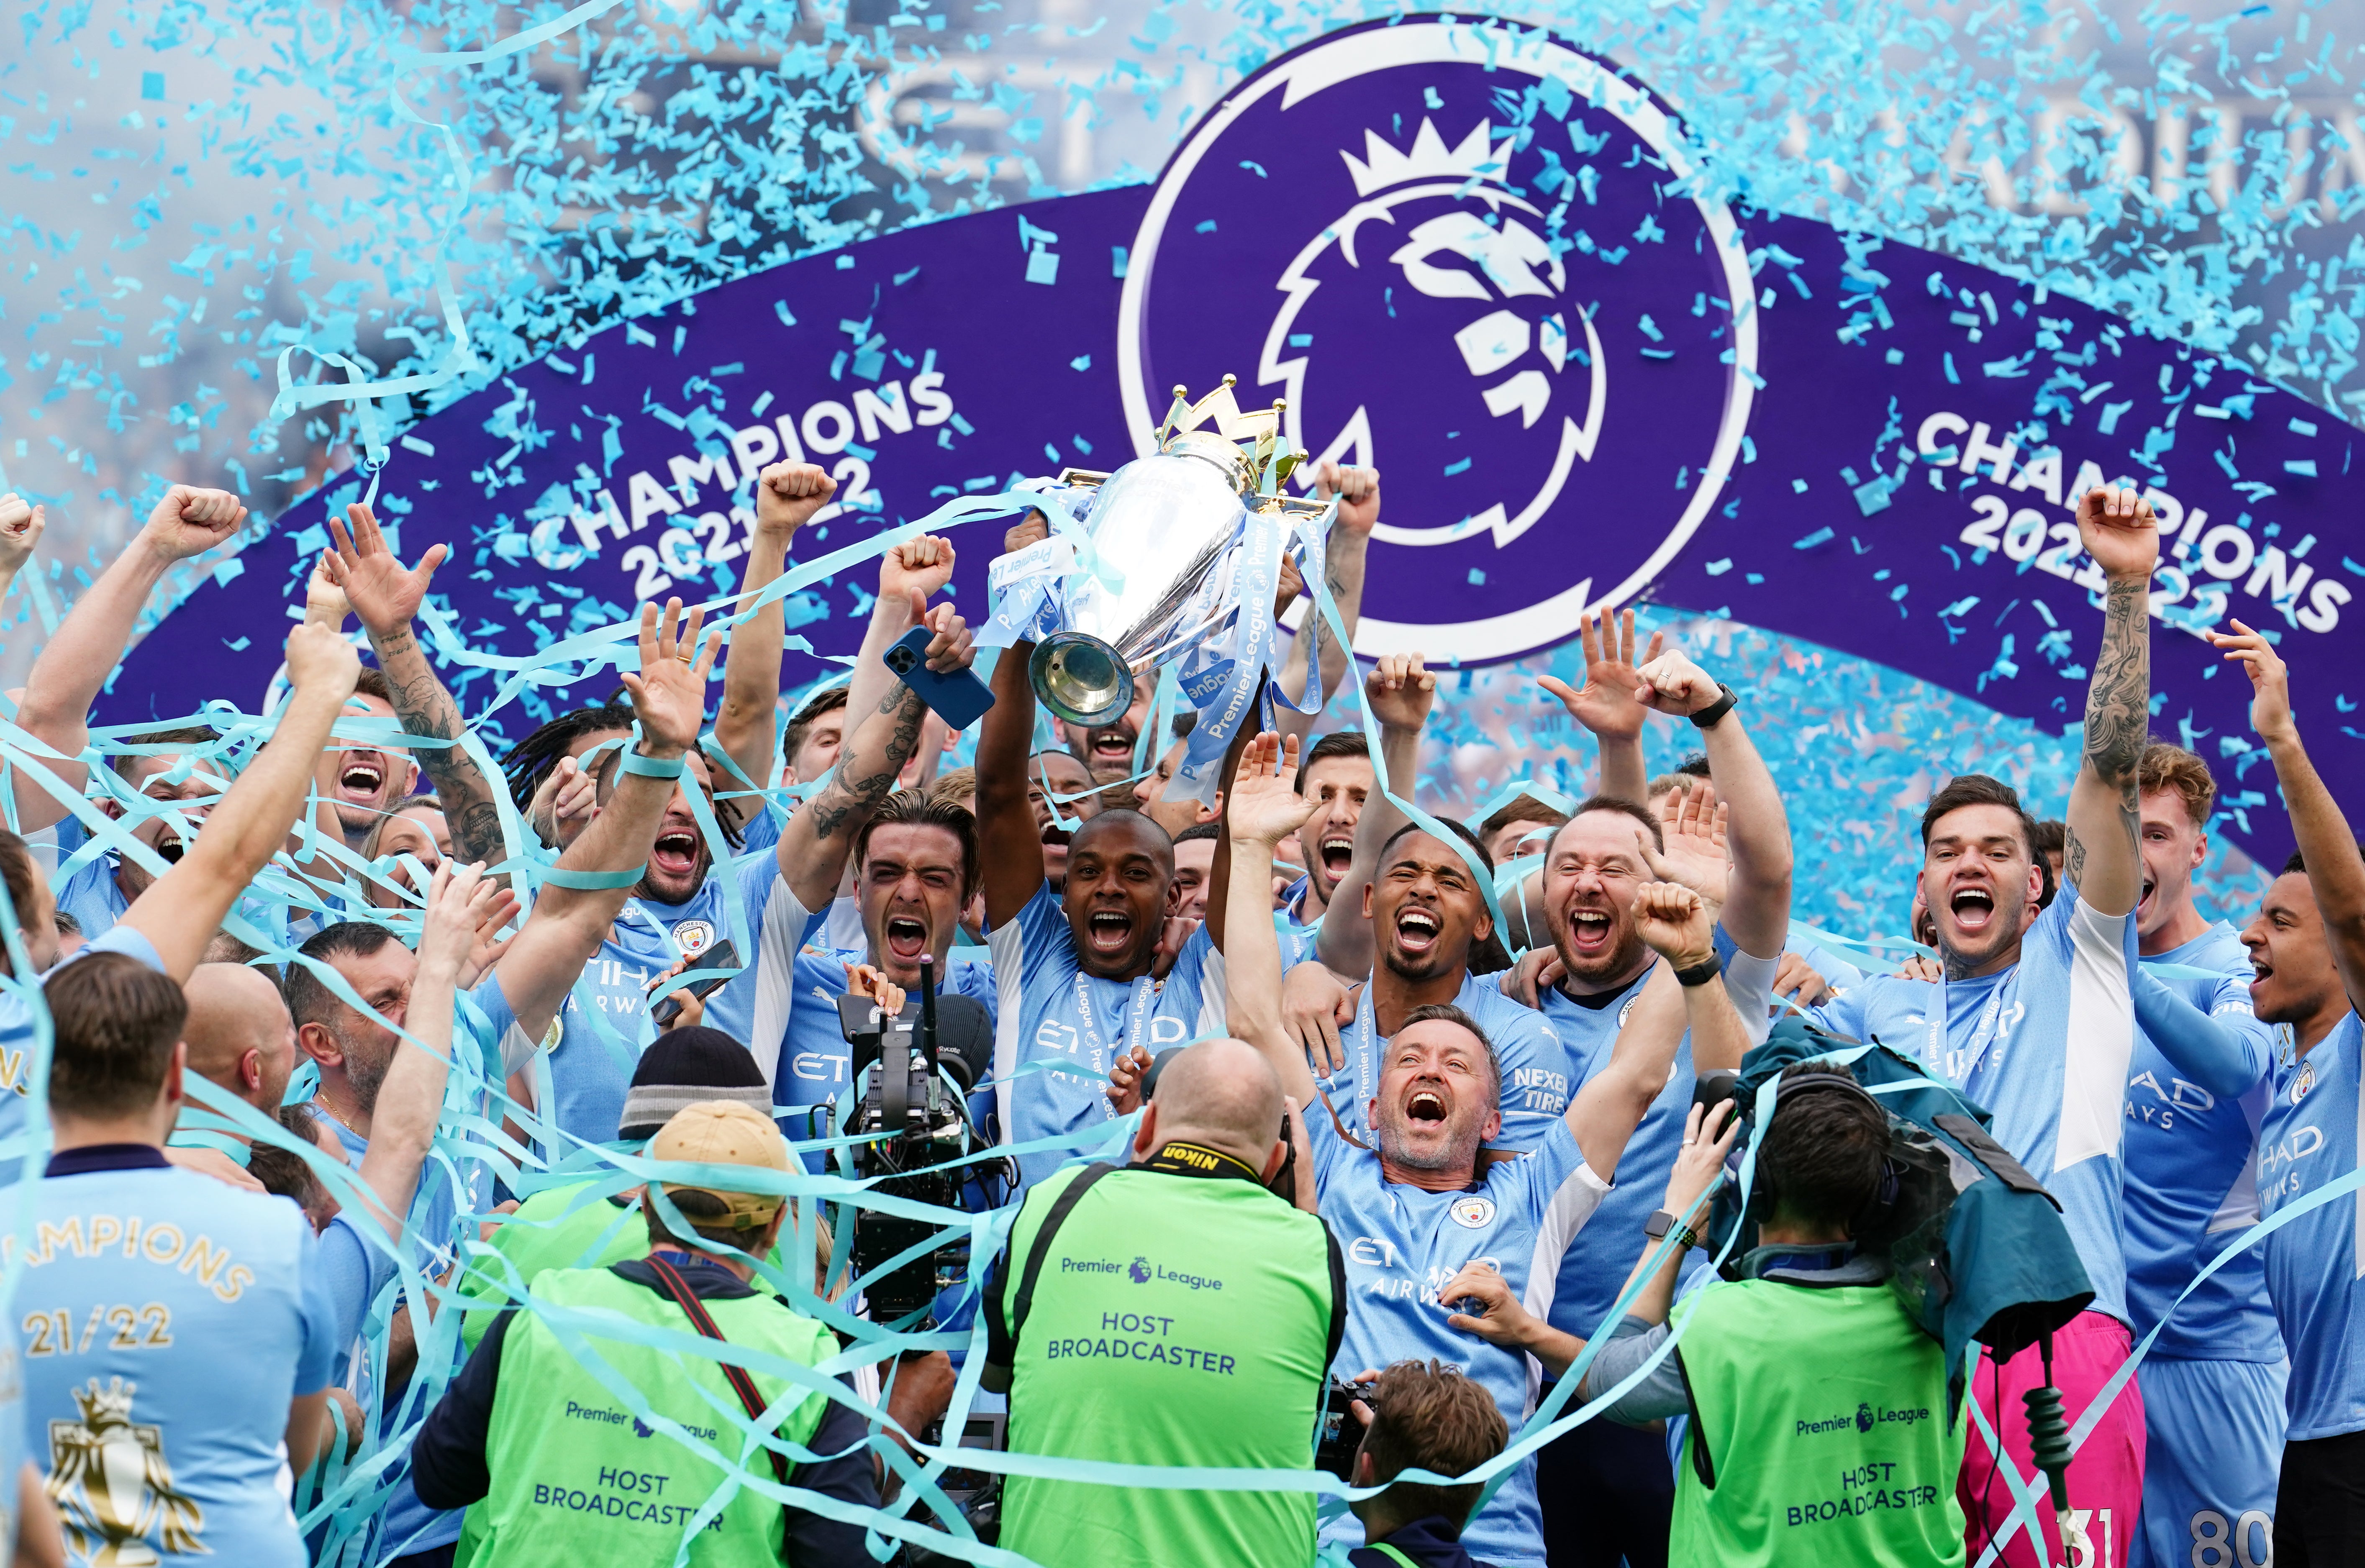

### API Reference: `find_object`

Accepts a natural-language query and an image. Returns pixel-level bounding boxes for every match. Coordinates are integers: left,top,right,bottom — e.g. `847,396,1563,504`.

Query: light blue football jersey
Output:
1534,936,1778,1340
474,850,777,1147
1309,974,1572,1156
2123,922,2279,1361
2258,1010,2365,1440
1277,875,1323,970
9,1154,341,1568
50,820,126,946
1539,966,1689,1340
1810,886,2138,1326
1310,1109,1608,1568
987,886,1220,1191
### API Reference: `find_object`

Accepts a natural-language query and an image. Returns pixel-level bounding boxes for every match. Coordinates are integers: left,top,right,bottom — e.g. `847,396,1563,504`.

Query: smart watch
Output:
1673,955,1722,988
1644,1209,1700,1249
1688,683,1739,729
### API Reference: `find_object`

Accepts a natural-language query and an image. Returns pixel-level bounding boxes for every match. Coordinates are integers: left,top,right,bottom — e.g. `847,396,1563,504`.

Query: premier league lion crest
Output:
1119,15,1757,663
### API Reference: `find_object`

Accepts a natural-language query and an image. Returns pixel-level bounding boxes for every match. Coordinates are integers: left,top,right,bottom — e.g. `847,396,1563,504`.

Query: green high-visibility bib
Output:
1670,1280,1966,1567
991,1161,1342,1568
459,1265,837,1568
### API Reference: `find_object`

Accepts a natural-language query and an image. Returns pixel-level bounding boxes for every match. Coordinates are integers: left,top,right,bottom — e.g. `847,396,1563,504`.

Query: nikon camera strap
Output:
643,1254,792,1486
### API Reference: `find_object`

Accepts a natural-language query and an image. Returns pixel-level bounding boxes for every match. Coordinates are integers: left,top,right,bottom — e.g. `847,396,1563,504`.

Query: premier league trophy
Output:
981,375,1333,804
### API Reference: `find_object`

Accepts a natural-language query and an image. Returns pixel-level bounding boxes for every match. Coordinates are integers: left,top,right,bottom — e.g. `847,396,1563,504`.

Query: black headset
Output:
1736,1068,1901,1231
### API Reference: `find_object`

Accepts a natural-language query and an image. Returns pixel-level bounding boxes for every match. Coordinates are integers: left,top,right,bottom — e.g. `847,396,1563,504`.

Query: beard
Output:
1374,1103,1482,1173
340,1028,395,1117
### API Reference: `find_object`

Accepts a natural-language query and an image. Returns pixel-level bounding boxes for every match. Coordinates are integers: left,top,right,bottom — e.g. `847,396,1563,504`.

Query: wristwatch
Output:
1672,955,1722,988
1688,683,1739,729
1644,1209,1701,1249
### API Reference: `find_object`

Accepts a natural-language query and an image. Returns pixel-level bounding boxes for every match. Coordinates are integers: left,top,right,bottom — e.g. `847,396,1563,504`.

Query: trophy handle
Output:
1054,467,1112,490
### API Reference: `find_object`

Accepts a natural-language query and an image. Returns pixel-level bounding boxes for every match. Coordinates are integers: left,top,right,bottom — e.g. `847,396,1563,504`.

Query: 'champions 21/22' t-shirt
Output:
8,1147,342,1568
1811,886,2139,1325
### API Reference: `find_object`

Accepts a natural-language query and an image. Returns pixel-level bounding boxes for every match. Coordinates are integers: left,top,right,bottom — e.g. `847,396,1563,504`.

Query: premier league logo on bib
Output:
1118,15,1756,663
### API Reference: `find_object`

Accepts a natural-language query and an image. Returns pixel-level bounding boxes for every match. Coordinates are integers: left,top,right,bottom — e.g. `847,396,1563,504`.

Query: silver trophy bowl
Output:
1029,383,1326,726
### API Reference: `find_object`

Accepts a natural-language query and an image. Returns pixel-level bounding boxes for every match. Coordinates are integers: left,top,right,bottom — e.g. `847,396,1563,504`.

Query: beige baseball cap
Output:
646,1101,792,1230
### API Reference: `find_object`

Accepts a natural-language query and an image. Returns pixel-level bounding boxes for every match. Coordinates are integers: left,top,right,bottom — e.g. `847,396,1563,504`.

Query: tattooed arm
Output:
2060,485,2160,917
774,594,975,910
323,504,508,867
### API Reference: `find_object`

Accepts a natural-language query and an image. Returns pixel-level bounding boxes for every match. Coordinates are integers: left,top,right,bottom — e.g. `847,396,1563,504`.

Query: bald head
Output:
1145,1038,1285,1169
182,963,295,1112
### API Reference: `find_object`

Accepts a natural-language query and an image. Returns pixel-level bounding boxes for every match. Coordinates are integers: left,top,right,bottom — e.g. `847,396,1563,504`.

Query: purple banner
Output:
110,15,2354,865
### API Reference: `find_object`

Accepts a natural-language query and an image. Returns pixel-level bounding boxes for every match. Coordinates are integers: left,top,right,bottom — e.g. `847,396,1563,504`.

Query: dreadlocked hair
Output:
501,700,636,812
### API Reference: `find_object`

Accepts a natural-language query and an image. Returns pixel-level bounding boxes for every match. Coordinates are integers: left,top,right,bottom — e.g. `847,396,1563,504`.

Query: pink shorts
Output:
1959,1310,2147,1568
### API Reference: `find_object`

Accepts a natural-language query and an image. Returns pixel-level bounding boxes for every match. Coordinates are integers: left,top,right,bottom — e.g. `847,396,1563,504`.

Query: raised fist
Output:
139,485,247,563
755,462,836,539
283,620,362,699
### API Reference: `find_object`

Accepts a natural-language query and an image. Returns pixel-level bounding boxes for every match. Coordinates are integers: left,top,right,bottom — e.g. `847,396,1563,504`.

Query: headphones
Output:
1733,1068,1901,1230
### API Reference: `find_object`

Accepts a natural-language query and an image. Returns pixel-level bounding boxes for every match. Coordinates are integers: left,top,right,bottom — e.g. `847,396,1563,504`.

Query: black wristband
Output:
1688,683,1739,729
1673,956,1722,988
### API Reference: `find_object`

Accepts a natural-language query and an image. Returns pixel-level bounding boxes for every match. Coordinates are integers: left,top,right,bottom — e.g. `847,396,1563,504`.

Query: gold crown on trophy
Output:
1154,374,1303,494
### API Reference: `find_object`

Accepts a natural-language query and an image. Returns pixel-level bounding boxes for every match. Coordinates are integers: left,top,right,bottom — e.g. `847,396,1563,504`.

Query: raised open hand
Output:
1231,732,1318,847
756,461,836,541
326,502,449,637
459,877,521,991
2204,618,2294,744
0,493,46,576
1643,780,1730,908
2077,484,2160,582
1313,461,1380,537
418,861,501,978
618,597,722,756
138,485,247,564
1538,606,1665,741
1365,652,1435,732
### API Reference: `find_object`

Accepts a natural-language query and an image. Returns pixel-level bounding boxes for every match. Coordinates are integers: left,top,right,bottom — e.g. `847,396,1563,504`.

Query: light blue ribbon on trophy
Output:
1170,508,1285,804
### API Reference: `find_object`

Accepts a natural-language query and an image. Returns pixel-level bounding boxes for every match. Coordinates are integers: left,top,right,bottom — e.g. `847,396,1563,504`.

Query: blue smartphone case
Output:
884,624,996,730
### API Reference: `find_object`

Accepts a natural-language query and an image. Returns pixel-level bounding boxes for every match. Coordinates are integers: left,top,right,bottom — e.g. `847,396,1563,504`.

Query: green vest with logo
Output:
1670,1279,1965,1567
458,1265,837,1568
991,1158,1342,1568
